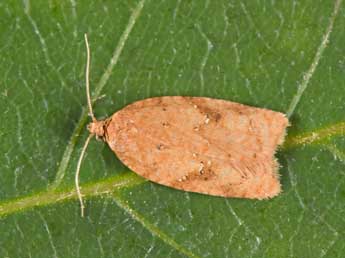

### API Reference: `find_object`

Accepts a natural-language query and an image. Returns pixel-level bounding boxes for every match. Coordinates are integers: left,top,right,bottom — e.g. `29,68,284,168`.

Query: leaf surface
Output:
0,1,344,257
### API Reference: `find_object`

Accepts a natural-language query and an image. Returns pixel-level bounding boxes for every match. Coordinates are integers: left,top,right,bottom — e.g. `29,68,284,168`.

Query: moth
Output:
76,35,289,216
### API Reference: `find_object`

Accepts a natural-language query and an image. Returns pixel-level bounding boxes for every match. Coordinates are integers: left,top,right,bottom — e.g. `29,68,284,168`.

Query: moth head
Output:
87,120,105,139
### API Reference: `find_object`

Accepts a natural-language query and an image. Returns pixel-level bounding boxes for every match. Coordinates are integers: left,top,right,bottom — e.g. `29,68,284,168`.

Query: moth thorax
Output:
87,120,105,138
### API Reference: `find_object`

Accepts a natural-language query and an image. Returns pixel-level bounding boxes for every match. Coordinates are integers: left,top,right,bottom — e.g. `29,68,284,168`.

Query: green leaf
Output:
1,0,344,257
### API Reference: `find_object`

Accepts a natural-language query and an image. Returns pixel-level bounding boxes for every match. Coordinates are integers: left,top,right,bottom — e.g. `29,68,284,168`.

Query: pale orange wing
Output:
105,96,288,199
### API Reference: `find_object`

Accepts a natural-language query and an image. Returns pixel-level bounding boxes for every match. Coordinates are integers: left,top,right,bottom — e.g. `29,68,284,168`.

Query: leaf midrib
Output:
0,173,144,217
1,120,344,217
4,1,343,257
0,122,342,258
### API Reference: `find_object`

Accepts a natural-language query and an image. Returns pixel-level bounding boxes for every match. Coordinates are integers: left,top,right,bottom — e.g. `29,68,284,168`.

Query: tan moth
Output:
76,35,289,216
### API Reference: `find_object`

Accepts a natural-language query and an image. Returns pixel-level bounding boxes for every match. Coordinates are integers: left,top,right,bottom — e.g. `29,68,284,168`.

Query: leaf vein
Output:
283,121,345,149
112,193,200,258
0,173,145,217
286,0,343,117
51,0,146,188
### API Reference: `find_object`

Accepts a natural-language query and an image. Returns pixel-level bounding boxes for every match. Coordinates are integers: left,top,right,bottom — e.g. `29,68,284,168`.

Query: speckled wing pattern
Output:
105,96,288,199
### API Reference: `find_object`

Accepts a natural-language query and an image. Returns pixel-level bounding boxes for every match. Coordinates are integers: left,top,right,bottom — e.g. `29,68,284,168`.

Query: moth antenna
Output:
75,134,94,217
84,33,96,121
